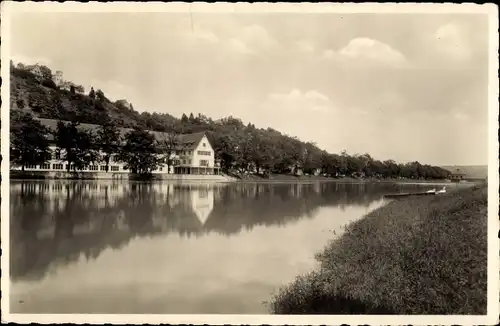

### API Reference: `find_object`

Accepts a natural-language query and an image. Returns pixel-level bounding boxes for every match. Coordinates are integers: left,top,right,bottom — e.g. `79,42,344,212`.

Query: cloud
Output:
432,23,472,62
295,40,315,53
226,38,255,54
323,38,407,67
181,24,220,45
224,24,279,55
322,49,336,59
264,89,332,113
339,38,407,64
240,25,277,49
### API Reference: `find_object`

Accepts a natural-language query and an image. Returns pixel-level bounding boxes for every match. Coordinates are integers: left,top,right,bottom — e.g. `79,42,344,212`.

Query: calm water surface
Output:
9,180,436,314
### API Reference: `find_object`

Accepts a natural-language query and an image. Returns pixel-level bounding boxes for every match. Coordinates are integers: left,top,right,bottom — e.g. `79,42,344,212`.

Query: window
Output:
41,164,51,169
100,166,107,171
159,167,163,171
182,159,186,165
110,166,119,172
55,152,61,160
88,165,98,171
52,164,63,170
200,160,209,167
26,164,38,169
197,151,211,156
202,142,206,147
188,159,192,165
122,166,128,171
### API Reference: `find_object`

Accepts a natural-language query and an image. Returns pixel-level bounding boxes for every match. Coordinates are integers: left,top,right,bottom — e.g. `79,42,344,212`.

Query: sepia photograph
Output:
1,2,498,325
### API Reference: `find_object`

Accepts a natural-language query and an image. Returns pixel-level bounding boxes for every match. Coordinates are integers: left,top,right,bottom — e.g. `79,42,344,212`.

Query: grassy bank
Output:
269,185,488,314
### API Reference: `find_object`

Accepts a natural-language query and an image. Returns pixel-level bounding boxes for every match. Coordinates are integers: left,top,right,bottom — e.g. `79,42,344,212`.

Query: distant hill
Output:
441,165,488,179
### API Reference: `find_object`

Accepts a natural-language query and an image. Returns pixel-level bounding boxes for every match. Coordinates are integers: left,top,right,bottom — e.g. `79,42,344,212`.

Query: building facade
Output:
11,118,221,175
449,168,466,182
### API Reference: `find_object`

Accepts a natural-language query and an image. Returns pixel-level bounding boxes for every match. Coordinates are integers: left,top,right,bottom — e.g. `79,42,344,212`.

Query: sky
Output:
7,8,491,166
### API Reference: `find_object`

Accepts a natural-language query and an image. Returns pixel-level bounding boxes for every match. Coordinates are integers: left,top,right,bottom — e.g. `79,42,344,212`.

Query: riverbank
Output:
269,184,487,314
231,172,458,185
10,170,482,187
9,170,236,182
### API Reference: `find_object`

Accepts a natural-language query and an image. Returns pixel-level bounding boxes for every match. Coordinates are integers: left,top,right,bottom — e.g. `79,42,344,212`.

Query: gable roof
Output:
450,168,466,175
36,118,209,150
441,165,487,179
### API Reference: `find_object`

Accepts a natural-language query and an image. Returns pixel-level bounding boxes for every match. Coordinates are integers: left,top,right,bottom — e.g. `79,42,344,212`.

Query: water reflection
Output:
10,181,401,282
9,181,432,313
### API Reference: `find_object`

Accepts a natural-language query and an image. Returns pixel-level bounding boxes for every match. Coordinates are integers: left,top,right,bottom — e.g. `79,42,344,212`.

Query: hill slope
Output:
10,66,173,129
9,63,452,178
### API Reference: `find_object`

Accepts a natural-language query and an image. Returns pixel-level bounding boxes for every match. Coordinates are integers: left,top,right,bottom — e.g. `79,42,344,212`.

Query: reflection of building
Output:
190,187,214,225
11,118,221,175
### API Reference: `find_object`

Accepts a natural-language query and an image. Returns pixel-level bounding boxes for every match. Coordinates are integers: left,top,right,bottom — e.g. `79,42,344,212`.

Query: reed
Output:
269,185,488,314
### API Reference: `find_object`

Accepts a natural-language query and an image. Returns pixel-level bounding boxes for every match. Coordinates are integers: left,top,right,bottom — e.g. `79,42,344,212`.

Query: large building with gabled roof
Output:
11,118,220,175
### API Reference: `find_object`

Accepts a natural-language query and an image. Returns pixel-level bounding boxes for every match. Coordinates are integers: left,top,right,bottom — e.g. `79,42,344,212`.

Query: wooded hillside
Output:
9,62,451,179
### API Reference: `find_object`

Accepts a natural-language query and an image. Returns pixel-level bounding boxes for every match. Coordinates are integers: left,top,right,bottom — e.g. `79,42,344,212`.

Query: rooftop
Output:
36,118,208,150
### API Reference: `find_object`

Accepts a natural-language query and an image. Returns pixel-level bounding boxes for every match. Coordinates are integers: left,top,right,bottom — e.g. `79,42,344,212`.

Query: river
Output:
8,180,437,314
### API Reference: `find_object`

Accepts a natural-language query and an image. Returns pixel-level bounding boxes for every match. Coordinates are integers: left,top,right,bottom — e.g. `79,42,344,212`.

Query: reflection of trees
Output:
9,181,398,282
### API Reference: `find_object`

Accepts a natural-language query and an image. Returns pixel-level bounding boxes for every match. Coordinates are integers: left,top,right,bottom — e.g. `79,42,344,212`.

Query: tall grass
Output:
269,185,488,314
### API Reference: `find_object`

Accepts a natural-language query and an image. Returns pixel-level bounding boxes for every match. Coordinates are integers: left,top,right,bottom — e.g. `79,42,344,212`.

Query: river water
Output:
8,180,436,314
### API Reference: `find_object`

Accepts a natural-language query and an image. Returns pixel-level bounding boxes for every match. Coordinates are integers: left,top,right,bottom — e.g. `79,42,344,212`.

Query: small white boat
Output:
436,186,447,194
426,188,436,194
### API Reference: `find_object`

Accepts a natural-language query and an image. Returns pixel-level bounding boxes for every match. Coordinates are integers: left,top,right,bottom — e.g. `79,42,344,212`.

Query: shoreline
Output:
9,170,473,185
268,184,487,314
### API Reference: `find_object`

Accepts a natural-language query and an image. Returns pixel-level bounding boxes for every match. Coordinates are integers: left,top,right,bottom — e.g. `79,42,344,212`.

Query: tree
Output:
158,131,185,174
117,129,160,175
75,85,85,94
55,121,99,172
96,89,107,102
89,87,96,99
41,79,57,90
10,113,51,171
74,129,100,170
38,65,53,81
96,118,121,172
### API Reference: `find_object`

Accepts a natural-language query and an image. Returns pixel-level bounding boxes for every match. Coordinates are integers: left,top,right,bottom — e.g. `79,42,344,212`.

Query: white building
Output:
12,118,221,175
54,70,64,86
25,64,44,79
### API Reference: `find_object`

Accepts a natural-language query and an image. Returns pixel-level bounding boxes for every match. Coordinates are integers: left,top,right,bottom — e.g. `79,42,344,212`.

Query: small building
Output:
54,70,64,86
25,64,44,80
449,168,466,182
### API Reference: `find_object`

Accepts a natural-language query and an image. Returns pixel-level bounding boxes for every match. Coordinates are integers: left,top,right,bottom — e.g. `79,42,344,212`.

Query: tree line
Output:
10,111,451,180
10,112,186,175
10,62,450,180
137,113,451,180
